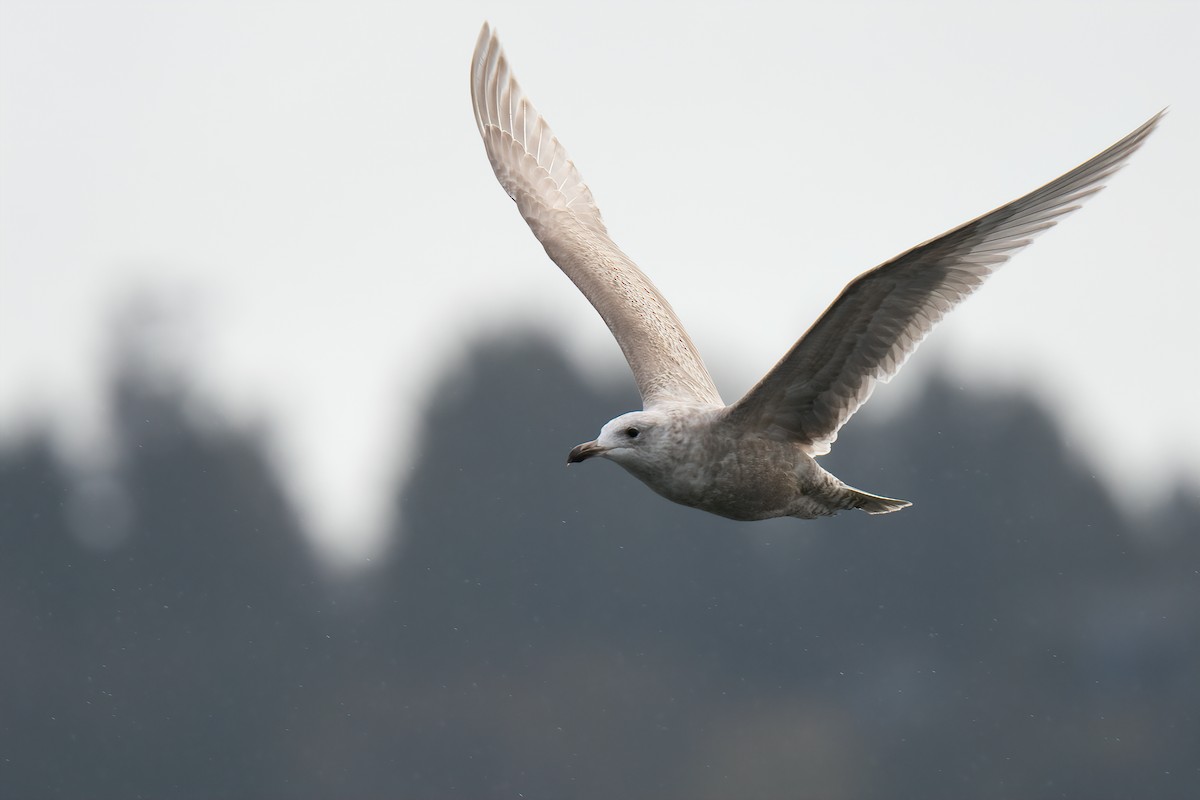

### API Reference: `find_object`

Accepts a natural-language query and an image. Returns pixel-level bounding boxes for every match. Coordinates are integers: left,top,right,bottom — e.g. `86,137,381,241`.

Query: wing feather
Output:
471,24,722,407
725,111,1163,454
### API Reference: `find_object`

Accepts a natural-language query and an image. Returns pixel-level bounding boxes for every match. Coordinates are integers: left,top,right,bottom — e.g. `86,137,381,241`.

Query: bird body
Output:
568,406,908,519
470,23,1161,520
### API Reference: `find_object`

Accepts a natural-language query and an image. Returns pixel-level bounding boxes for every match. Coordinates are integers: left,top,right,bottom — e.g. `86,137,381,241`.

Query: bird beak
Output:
567,440,607,464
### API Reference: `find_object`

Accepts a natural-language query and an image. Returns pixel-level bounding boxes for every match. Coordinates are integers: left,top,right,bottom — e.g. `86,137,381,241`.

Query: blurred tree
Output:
0,356,324,798
1,329,1196,799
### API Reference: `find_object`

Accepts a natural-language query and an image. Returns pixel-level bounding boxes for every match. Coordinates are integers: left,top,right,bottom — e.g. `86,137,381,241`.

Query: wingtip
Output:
1143,107,1167,131
1124,108,1166,147
470,23,503,136
1144,107,1168,138
474,22,493,61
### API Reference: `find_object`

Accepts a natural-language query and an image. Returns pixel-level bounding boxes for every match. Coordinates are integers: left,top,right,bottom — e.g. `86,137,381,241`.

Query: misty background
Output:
3,1,1199,798
2,326,1198,798
2,0,1198,564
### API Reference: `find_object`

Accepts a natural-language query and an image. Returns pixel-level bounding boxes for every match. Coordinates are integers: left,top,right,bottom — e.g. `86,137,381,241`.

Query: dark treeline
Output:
1,333,1197,799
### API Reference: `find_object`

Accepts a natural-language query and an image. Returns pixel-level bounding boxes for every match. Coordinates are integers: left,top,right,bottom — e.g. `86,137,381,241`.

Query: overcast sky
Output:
2,0,1197,564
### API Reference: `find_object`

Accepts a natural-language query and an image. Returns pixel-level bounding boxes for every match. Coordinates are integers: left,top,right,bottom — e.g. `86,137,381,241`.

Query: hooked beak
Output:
567,440,607,464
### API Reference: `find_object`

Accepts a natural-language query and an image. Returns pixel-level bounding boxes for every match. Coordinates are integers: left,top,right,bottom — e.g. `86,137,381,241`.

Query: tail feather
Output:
847,487,912,515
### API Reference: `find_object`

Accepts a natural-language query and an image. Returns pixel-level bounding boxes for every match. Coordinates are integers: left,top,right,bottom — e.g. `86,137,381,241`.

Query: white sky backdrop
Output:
2,0,1197,565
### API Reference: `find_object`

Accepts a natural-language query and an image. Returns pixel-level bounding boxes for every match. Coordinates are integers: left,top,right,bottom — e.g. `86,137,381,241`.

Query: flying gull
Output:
470,23,1161,520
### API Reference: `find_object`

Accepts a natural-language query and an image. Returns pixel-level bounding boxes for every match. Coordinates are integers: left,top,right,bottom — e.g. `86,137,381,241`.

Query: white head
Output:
566,409,671,472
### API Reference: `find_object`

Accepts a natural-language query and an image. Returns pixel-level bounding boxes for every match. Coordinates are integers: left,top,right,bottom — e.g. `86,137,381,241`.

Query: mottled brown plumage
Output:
471,23,1161,519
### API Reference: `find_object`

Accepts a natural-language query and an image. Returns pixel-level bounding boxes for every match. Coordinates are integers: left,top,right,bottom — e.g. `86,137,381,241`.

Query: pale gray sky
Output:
2,0,1197,564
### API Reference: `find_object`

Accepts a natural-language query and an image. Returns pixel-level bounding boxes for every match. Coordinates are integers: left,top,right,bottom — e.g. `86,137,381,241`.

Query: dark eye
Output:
625,427,640,438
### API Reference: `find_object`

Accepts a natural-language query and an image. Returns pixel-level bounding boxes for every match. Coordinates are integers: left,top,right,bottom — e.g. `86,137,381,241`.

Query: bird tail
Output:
847,487,912,515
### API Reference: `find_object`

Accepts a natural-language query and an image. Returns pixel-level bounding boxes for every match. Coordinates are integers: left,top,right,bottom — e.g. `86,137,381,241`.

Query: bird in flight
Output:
470,23,1161,520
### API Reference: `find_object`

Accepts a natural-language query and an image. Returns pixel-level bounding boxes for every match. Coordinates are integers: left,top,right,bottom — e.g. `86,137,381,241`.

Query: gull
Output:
470,23,1161,520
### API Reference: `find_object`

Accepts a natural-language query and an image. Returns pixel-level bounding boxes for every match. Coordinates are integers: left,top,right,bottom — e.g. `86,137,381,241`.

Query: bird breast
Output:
632,418,813,521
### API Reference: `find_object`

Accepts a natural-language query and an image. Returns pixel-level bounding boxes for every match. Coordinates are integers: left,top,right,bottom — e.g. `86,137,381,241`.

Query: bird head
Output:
567,410,664,468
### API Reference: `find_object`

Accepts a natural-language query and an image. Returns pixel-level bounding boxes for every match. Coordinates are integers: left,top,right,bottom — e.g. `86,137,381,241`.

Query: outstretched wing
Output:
471,24,722,408
724,111,1163,454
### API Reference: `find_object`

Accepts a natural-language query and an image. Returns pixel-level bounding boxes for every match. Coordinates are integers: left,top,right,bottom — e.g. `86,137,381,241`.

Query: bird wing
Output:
724,111,1163,454
471,24,722,408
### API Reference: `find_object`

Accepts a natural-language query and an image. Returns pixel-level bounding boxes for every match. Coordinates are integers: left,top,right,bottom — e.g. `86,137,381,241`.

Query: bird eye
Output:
625,427,640,438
